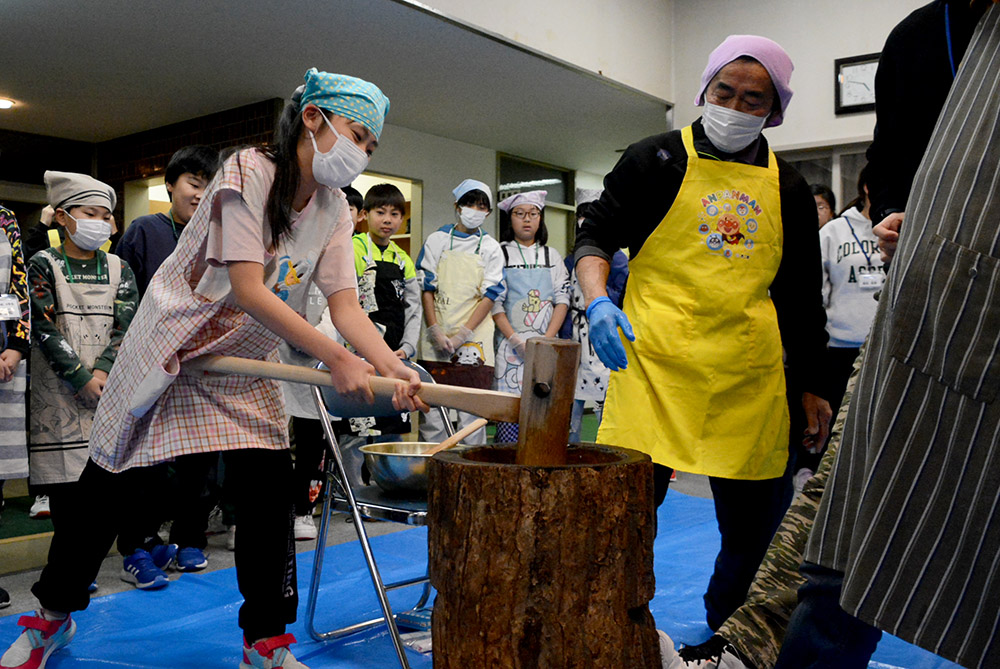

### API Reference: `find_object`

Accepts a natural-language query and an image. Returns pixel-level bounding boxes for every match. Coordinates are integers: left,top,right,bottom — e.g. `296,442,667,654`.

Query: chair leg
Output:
306,387,411,669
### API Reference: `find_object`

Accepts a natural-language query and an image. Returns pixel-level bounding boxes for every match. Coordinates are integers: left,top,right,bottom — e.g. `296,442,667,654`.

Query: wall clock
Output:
835,53,880,114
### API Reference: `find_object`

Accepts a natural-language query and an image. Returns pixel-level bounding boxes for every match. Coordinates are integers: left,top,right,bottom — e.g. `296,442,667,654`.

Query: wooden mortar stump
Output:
428,443,659,669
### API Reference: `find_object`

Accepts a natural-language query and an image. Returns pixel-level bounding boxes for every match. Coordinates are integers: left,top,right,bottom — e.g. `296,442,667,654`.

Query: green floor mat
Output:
0,495,53,540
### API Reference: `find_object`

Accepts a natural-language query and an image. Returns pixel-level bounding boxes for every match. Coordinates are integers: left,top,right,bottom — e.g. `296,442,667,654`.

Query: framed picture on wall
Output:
834,53,880,115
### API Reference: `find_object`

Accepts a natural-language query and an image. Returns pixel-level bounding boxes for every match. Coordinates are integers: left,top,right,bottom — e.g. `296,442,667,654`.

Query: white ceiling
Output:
1,0,672,175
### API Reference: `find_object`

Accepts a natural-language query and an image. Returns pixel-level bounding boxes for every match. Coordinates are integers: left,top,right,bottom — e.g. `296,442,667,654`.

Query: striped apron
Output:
0,229,26,481
805,8,1000,666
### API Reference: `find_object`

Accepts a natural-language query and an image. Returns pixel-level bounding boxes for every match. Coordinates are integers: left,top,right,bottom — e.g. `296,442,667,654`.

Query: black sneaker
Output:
677,634,756,669
0,586,10,609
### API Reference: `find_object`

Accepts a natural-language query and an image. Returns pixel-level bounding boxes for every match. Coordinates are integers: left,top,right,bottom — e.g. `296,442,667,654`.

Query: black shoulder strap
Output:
501,244,509,265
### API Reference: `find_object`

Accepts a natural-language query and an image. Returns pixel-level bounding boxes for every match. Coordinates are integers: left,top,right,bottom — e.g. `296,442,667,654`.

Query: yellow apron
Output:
598,125,789,480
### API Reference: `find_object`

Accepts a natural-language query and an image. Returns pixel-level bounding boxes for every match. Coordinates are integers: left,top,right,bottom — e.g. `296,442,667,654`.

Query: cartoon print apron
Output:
568,276,611,401
0,230,27,480
30,250,121,485
598,125,789,479
357,235,406,351
418,229,494,389
494,245,554,395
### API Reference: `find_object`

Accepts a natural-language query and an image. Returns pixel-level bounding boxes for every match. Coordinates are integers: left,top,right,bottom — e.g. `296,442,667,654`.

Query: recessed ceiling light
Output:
0,99,14,110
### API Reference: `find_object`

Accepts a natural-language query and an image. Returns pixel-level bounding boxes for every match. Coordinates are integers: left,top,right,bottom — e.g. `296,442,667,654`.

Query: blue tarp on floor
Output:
0,492,964,668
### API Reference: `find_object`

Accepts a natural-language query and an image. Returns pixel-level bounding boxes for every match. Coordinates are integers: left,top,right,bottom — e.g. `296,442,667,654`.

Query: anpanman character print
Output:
697,188,765,260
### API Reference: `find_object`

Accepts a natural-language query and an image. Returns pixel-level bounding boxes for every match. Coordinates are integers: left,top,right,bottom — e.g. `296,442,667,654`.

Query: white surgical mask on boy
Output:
701,102,769,154
310,114,370,189
67,214,112,251
458,207,488,230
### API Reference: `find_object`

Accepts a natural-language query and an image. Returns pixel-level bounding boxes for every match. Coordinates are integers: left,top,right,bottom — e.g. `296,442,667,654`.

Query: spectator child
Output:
114,144,224,585
27,171,138,526
491,190,570,442
811,183,836,229
117,145,221,297
341,185,365,233
416,179,504,445
561,202,628,443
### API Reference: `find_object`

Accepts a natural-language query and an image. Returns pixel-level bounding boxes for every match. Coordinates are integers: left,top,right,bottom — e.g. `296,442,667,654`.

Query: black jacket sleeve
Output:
574,131,687,264
770,159,831,400
866,0,977,225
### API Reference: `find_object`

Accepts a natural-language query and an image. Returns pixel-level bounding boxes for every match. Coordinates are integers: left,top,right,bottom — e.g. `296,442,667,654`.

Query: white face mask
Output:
458,207,488,230
67,213,112,251
310,114,370,189
701,103,768,154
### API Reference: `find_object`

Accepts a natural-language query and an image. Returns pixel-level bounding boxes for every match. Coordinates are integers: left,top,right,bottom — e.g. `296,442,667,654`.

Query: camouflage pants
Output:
717,346,865,669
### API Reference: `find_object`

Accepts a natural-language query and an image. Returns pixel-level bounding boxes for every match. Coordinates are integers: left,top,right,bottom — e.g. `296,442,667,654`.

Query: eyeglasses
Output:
511,210,541,221
816,203,831,212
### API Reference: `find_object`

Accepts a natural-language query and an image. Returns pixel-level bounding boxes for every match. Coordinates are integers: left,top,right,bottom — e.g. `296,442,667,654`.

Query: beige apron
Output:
0,230,27,480
30,250,121,485
418,230,495,368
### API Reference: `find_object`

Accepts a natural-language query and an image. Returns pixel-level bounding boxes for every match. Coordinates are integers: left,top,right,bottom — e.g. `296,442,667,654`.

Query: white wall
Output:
575,170,606,193
425,0,675,102
368,123,497,247
672,0,926,150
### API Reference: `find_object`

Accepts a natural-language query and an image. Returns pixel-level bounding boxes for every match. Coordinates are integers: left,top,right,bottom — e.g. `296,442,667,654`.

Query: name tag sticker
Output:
859,273,884,290
0,294,21,320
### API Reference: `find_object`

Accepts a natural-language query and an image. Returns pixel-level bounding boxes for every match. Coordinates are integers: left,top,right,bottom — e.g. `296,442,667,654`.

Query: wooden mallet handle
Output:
185,355,520,422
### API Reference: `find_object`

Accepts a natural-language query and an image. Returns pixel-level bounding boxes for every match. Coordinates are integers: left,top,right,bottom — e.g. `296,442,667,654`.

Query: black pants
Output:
33,449,297,641
291,417,327,517
773,562,882,668
114,453,217,553
653,461,794,631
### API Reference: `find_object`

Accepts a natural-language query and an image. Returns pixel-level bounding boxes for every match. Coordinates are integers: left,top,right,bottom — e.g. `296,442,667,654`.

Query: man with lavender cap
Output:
575,34,832,642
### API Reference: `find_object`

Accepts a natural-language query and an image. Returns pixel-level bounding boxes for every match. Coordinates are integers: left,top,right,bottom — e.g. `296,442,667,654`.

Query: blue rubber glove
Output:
585,296,635,371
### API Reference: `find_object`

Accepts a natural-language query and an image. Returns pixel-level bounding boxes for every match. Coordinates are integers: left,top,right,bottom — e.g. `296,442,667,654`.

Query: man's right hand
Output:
586,297,635,372
873,211,904,263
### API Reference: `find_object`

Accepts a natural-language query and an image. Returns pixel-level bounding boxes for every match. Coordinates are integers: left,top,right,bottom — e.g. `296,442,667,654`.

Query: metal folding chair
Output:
304,360,452,669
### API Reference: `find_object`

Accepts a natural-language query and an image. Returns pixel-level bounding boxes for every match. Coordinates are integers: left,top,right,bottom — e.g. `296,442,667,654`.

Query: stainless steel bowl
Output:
359,442,439,495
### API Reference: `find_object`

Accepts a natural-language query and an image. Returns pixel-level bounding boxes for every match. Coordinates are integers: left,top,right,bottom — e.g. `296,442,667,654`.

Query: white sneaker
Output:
28,496,50,520
293,515,317,541
240,634,308,669
793,468,814,494
226,525,236,552
205,505,228,535
659,630,683,668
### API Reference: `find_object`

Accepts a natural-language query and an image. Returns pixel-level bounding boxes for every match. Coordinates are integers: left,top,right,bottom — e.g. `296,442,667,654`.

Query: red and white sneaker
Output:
0,612,75,669
240,634,308,669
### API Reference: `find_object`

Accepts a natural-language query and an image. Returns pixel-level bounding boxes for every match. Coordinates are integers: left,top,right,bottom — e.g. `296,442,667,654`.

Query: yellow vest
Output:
48,228,112,254
598,125,789,480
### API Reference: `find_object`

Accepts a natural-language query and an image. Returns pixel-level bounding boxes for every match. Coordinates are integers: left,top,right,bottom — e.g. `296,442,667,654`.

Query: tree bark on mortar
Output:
428,444,660,668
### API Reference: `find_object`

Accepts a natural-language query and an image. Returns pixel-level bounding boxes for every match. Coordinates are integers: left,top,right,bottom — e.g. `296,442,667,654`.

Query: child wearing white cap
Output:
415,179,504,445
25,172,138,528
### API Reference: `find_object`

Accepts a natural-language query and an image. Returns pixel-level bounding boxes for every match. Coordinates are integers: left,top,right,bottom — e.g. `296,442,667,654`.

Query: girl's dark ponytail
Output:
259,96,305,244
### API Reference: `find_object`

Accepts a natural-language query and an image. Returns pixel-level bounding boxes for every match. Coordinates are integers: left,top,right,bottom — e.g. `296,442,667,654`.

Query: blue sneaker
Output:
175,547,208,572
121,549,168,590
149,543,178,571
